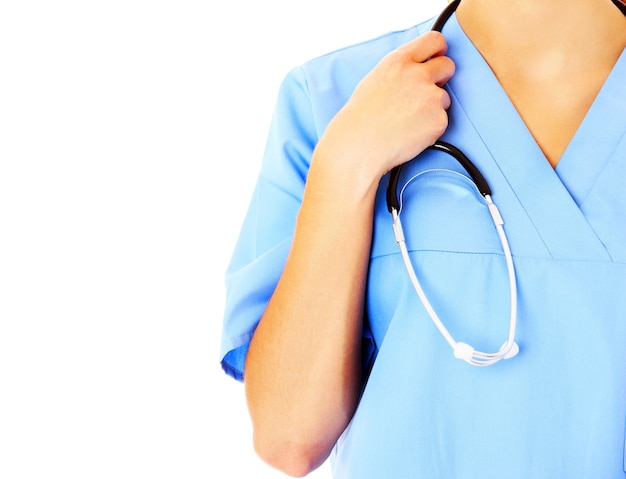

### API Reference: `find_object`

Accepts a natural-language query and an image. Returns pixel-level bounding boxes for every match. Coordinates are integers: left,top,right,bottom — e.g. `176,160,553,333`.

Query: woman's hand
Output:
315,31,455,181
245,31,455,478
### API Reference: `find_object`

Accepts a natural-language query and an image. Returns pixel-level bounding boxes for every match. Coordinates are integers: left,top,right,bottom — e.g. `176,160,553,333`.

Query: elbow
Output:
252,431,330,477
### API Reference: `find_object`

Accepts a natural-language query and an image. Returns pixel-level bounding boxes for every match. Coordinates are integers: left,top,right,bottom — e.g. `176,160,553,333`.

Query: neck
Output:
453,0,626,168
456,0,626,57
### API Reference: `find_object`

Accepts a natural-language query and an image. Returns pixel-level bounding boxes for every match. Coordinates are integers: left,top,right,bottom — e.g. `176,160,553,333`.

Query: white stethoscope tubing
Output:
392,169,519,366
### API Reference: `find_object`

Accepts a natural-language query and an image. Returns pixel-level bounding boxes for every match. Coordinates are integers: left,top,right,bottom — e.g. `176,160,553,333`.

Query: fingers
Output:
394,31,455,86
400,31,448,63
426,55,456,87
317,30,456,177
440,87,452,110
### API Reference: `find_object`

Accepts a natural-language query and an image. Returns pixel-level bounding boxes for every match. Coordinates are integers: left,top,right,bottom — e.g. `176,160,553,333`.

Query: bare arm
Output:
244,31,455,477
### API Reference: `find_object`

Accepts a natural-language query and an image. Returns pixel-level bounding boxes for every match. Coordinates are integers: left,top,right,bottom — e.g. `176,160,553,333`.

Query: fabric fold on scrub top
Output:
221,12,626,479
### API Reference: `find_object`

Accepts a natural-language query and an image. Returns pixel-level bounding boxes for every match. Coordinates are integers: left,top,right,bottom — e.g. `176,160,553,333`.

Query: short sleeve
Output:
218,23,425,382
220,67,318,381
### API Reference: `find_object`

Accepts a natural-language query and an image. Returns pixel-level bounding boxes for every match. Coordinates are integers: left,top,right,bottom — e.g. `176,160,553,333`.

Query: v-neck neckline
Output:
441,14,626,261
451,12,626,174
451,6,626,171
555,46,626,205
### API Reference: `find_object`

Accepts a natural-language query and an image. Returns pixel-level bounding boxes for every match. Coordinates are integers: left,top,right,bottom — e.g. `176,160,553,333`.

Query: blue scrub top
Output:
221,13,626,479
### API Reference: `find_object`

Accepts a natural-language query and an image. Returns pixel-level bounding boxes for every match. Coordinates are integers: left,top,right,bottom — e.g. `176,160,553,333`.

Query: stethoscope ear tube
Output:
386,165,403,213
429,141,491,196
432,0,461,32
386,141,491,213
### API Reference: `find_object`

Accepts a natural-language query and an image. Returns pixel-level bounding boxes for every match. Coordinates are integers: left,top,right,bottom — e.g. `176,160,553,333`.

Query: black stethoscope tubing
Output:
386,0,625,214
385,0,463,214
386,140,491,213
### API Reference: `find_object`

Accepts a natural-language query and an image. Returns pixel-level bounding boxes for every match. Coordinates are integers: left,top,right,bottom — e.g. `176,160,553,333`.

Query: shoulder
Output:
302,18,432,77
278,17,434,132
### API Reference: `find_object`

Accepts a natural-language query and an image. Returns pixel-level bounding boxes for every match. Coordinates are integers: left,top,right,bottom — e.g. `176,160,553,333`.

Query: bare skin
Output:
245,32,454,477
456,0,626,167
244,0,626,476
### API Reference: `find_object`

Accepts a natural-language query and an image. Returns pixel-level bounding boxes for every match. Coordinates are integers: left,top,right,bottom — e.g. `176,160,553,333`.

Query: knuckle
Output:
432,111,449,137
379,51,405,79
437,87,451,107
425,86,447,108
443,56,456,75
426,30,445,45
424,30,447,52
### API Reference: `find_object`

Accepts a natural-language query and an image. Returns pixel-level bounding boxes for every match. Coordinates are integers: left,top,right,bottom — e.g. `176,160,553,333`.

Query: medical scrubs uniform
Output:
221,13,626,479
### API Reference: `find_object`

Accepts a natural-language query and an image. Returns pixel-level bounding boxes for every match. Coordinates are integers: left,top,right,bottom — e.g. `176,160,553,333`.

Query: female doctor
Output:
220,0,626,477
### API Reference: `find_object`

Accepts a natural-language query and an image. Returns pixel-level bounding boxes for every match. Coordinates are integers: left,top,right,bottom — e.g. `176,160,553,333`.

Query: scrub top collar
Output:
441,14,625,262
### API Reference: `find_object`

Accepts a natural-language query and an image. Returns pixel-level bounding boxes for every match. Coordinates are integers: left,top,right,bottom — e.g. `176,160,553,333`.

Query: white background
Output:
0,1,442,477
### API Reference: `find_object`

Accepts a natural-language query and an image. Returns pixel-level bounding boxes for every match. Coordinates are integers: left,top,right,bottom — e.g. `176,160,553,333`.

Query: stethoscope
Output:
385,0,519,366
386,0,625,365
388,0,625,366
386,0,625,366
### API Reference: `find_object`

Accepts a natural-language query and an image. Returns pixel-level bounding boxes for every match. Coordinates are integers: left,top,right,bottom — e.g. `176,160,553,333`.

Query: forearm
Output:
244,149,379,476
243,32,455,476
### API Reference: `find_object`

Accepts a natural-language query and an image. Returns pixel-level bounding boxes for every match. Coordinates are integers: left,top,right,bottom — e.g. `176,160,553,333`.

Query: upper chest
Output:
492,51,622,168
